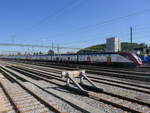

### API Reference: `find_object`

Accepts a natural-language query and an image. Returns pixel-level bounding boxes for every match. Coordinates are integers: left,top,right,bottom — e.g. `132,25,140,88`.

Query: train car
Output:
78,52,142,66
60,54,77,64
0,52,142,66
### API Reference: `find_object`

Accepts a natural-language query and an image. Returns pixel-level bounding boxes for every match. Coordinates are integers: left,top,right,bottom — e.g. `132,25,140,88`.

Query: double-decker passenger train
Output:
1,52,142,66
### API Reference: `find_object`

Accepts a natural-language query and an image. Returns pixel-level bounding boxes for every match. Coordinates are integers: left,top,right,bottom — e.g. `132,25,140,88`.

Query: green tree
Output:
47,50,54,55
78,42,148,53
77,44,106,53
39,51,43,55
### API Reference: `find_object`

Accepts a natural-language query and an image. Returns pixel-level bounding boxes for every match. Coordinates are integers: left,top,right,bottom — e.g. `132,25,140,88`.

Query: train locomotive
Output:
1,52,142,66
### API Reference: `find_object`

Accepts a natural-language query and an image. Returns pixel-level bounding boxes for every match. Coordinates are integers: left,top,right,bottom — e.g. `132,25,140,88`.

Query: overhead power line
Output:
0,43,81,50
28,0,78,30
76,8,150,30
14,0,79,37
0,43,105,52
50,7,150,39
55,8,150,46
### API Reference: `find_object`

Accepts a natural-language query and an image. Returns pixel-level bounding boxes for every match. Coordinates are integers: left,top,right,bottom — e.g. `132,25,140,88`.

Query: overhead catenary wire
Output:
77,8,150,30
3,4,150,54
27,0,78,30
61,28,131,46
12,0,80,37
9,3,150,47
46,8,150,47
0,43,106,53
47,7,150,39
0,43,81,50
2,24,149,52
2,29,148,54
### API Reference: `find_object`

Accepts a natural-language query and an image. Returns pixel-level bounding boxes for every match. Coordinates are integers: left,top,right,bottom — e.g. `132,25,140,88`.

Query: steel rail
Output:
9,63,150,94
21,61,149,81
0,82,21,113
10,65,150,107
21,63,150,90
0,65,103,113
6,65,150,113
0,67,66,113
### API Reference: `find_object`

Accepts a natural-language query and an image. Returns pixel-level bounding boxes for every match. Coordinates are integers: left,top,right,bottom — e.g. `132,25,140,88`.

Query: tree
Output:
77,44,105,53
77,42,148,53
33,52,39,55
39,51,43,55
47,50,54,55
17,52,21,55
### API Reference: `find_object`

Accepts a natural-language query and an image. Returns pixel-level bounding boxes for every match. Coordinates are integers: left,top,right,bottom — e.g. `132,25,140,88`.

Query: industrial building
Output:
106,37,121,52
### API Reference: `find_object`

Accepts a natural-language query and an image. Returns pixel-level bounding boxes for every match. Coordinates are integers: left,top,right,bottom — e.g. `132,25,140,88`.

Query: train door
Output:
107,56,112,65
56,57,59,63
68,57,71,63
87,56,91,64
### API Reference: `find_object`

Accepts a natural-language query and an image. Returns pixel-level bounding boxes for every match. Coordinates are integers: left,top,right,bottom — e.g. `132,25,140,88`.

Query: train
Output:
1,52,142,66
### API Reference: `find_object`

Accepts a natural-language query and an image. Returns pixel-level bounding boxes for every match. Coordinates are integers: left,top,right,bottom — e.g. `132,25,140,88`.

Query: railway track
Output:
6,61,150,94
9,60,150,83
41,63,150,75
0,66,101,113
44,64,150,81
9,64,150,100
28,63,150,90
17,60,150,73
0,74,62,113
1,62,150,113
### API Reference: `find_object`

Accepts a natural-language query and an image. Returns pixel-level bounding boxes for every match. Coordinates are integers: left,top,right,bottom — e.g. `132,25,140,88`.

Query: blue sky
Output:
0,0,150,53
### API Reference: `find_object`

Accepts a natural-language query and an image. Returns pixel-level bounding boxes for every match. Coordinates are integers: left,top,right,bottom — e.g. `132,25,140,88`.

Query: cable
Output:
40,7,150,49
61,29,130,46
13,0,80,37
5,4,150,53
76,8,150,30
9,0,86,47
27,0,78,30
48,7,150,40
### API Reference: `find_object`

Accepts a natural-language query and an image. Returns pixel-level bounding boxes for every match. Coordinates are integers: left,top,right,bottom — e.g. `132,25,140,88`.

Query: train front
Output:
119,52,142,66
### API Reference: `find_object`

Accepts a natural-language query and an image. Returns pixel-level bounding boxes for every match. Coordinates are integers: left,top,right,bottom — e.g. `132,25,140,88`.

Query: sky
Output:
0,0,150,54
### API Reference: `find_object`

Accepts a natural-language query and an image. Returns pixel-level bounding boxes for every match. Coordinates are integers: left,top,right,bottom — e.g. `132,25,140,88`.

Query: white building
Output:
106,37,121,52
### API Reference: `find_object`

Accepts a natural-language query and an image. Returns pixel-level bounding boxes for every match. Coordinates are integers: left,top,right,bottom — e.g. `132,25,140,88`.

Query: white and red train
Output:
1,52,142,66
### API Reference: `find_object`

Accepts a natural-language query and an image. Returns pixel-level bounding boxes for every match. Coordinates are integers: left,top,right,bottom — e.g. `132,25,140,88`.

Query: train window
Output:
120,54,132,61
56,57,59,61
68,57,71,61
87,56,91,61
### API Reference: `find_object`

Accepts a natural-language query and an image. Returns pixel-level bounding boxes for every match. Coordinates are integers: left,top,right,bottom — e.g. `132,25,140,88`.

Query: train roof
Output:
23,52,123,56
7,52,132,57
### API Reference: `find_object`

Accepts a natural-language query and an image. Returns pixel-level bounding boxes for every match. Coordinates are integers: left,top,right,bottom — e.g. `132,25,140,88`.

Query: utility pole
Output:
52,42,54,52
130,27,133,52
57,44,59,54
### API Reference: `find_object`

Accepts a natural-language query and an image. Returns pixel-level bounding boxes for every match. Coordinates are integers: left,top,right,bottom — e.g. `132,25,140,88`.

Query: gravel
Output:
23,82,83,113
2,62,150,113
21,70,150,113
0,87,15,113
27,80,127,113
74,77,150,112
0,76,54,113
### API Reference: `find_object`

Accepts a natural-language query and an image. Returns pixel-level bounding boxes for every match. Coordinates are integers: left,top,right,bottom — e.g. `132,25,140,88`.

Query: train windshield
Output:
131,53,142,62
